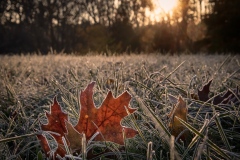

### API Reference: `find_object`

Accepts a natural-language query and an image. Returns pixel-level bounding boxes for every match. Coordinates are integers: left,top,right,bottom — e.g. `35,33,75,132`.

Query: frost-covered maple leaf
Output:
37,82,138,159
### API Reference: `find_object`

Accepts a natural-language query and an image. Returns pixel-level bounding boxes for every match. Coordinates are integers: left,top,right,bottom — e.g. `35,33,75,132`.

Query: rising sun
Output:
153,0,178,14
145,0,179,22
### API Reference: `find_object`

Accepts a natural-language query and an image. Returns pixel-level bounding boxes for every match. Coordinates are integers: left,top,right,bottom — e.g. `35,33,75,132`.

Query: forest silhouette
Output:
0,0,239,54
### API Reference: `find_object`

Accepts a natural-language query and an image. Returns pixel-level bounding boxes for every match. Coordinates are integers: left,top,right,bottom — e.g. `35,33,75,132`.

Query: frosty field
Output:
0,53,240,159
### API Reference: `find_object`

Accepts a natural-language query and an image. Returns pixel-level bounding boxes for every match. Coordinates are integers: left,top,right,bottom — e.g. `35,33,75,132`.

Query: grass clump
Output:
0,53,240,159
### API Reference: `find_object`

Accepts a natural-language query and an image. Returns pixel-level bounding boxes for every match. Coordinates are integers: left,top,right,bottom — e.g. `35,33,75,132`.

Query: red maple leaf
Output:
41,97,68,145
36,134,51,157
37,82,138,159
75,82,137,144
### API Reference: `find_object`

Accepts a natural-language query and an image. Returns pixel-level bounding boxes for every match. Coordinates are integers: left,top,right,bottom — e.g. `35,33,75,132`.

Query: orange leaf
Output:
75,82,137,145
38,97,68,159
169,96,188,142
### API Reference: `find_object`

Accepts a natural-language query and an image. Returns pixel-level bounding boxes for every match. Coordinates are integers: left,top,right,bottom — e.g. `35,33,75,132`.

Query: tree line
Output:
0,0,239,54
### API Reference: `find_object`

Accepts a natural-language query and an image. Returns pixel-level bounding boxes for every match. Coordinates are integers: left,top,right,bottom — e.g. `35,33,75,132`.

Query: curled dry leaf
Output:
37,82,138,159
168,94,178,105
65,121,83,152
169,96,189,142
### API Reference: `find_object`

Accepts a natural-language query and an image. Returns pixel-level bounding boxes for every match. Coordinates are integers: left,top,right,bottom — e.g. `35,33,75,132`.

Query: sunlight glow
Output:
146,0,178,23
155,0,178,13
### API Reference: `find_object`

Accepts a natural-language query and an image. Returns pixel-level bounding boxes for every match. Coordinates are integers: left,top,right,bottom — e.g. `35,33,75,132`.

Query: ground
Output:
0,53,239,159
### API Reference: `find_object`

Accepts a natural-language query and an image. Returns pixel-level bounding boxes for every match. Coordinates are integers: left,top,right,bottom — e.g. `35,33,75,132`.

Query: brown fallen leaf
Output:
198,79,212,102
65,121,83,152
168,94,178,105
169,96,189,142
190,93,199,100
213,87,239,105
197,79,239,105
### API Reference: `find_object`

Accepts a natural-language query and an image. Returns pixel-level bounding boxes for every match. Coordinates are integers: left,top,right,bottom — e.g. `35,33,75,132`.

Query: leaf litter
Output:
37,81,138,159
